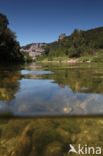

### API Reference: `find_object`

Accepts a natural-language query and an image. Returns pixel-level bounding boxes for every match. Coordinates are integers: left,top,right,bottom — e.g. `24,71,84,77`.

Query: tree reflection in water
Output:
0,63,103,116
0,65,22,116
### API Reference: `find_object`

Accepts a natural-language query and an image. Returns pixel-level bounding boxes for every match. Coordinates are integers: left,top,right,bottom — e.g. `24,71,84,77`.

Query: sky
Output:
0,0,103,46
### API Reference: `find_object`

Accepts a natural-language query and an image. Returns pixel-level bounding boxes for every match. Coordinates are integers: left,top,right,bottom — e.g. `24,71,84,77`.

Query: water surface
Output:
0,62,103,116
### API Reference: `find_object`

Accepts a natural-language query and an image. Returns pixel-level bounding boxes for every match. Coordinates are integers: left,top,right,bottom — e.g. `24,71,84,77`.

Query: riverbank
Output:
36,48,103,63
36,55,103,64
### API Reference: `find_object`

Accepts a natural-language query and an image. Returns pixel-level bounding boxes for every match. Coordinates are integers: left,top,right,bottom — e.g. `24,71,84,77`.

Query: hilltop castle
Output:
59,33,66,40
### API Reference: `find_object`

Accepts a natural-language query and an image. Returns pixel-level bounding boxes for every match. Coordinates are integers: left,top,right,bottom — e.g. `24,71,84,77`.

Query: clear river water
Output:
0,62,103,117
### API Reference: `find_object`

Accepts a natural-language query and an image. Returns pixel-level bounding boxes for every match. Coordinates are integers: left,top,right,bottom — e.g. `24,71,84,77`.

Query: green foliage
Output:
24,54,33,62
41,27,103,59
44,46,50,55
36,55,47,61
0,13,24,63
84,27,103,48
22,43,33,50
0,13,9,31
92,56,103,62
79,56,94,62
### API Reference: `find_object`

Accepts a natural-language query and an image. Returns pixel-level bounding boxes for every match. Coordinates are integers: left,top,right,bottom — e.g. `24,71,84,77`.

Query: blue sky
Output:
0,0,103,46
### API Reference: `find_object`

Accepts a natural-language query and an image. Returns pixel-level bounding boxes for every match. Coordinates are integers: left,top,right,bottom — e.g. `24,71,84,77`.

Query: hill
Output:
37,27,103,61
83,27,103,49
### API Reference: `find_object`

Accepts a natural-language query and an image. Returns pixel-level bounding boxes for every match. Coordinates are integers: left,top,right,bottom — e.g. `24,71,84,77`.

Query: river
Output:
0,62,103,117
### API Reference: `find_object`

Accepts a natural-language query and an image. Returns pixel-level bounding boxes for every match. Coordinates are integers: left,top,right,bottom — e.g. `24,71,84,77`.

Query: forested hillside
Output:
42,27,103,59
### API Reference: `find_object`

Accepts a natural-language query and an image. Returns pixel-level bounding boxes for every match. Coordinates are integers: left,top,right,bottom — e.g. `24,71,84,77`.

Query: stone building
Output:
20,43,47,59
59,33,66,40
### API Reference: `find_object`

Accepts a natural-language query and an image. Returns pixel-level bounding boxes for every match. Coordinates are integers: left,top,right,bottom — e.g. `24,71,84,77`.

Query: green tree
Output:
0,13,24,63
0,13,9,31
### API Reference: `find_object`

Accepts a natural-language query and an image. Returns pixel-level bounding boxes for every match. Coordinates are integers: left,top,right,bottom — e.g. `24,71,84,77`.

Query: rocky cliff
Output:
20,43,47,59
20,34,66,59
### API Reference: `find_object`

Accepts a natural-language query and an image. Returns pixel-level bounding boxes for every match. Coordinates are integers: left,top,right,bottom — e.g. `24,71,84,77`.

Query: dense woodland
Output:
40,27,103,59
0,13,24,63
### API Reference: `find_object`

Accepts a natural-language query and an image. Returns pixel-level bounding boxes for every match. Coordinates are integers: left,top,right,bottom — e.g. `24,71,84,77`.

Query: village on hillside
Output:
20,34,66,59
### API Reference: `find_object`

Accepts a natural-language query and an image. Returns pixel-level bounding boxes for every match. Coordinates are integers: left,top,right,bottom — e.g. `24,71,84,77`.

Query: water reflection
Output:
0,63,103,116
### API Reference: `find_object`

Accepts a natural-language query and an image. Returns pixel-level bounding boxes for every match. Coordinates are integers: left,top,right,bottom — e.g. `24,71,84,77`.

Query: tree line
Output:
43,27,103,59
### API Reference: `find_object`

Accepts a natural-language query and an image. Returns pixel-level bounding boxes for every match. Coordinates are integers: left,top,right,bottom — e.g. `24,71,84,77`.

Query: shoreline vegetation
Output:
36,51,103,63
36,57,96,63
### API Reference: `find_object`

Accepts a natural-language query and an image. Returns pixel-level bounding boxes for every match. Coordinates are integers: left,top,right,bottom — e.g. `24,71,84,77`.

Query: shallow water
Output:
0,62,103,116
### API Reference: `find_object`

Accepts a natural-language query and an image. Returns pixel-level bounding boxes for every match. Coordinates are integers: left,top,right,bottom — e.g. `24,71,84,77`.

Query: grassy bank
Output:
36,49,103,63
